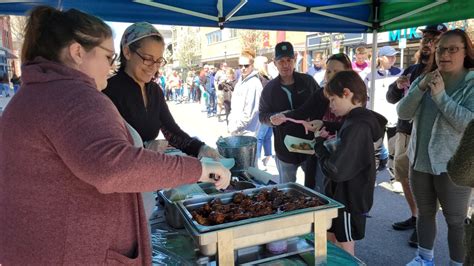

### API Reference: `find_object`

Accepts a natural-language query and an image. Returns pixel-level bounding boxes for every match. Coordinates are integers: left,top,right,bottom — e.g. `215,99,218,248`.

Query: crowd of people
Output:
0,5,472,265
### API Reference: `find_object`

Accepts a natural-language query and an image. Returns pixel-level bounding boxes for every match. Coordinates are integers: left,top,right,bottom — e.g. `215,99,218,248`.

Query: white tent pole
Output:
135,0,217,21
217,0,223,18
225,0,247,22
369,29,378,110
400,48,404,69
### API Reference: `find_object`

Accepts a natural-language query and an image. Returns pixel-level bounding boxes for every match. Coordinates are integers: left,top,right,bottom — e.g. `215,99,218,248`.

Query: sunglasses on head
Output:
327,53,351,65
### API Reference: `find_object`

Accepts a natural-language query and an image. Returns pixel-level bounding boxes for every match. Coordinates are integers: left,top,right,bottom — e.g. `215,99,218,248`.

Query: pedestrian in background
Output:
254,55,273,170
217,68,236,125
365,46,403,172
307,52,326,85
352,46,369,79
0,74,10,97
186,71,195,103
10,73,21,94
227,49,262,136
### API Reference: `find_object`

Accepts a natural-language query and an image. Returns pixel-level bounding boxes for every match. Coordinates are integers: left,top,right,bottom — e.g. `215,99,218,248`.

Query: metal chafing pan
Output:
176,183,343,256
177,183,337,233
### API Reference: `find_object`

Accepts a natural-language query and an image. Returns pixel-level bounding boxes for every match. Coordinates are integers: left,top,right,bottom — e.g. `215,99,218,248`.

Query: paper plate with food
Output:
284,135,315,155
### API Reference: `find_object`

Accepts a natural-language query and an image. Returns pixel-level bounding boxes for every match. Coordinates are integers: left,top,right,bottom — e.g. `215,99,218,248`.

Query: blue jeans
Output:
207,89,217,115
314,160,326,194
13,85,20,94
256,124,273,160
275,157,308,184
1,84,10,96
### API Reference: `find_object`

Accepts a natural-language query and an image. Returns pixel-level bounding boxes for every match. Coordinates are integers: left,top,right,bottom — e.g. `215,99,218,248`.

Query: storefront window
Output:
206,31,222,44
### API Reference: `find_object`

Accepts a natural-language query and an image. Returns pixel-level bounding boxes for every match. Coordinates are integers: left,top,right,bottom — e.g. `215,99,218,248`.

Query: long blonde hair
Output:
254,56,269,77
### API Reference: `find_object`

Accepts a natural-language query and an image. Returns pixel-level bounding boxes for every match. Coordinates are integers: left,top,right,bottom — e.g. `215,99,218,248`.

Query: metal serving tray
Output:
177,183,339,234
176,183,343,256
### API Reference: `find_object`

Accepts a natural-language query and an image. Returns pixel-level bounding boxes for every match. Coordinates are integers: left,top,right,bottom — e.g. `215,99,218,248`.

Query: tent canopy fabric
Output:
0,0,472,33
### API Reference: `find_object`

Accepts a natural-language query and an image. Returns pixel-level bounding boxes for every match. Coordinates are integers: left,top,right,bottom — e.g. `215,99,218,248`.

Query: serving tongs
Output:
283,117,313,134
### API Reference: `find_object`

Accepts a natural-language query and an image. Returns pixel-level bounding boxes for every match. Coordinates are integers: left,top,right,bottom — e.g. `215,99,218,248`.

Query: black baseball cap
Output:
420,24,448,34
275,42,295,60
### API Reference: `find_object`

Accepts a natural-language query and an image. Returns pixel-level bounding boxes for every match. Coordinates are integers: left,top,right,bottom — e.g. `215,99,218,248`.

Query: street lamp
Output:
224,45,227,63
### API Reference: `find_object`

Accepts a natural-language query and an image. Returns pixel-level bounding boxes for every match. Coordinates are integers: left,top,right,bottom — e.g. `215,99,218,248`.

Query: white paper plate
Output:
284,135,315,155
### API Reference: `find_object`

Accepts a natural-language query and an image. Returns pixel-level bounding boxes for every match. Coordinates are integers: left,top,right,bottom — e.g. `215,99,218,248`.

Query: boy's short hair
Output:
324,70,367,106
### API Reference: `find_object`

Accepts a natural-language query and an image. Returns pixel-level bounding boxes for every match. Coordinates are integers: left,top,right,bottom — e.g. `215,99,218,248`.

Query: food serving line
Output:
150,136,365,265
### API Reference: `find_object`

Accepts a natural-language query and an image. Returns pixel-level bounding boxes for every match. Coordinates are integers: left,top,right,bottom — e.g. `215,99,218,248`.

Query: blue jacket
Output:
397,70,474,174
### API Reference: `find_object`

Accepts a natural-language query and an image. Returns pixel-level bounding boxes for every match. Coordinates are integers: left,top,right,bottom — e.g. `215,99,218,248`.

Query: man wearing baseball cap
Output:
386,23,447,248
259,41,325,185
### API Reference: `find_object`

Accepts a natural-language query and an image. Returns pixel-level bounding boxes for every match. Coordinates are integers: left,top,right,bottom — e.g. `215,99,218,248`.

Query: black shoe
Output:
392,216,417,230
377,158,388,171
408,229,418,248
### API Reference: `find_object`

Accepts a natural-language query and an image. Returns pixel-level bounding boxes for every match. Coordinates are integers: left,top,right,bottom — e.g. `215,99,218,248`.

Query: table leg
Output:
217,229,234,265
314,211,328,265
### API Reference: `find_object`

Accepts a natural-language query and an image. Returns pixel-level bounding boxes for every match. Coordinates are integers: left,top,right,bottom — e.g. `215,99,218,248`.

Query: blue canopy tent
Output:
1,0,472,32
1,0,473,108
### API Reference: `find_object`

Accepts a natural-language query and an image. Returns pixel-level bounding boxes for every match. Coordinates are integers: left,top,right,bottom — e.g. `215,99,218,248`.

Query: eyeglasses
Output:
134,50,167,67
98,45,117,66
435,46,465,54
421,37,436,44
239,64,251,69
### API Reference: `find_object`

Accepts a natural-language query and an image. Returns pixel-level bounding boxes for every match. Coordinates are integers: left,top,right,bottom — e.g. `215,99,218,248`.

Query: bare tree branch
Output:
238,30,263,54
10,15,28,41
174,27,201,70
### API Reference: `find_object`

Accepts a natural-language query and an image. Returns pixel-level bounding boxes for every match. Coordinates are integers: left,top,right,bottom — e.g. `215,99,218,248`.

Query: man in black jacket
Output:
386,23,447,248
259,42,321,183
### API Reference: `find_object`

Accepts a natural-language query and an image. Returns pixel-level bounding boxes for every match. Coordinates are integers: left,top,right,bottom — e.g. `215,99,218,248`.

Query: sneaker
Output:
262,156,271,166
388,167,395,178
406,255,434,266
391,180,404,193
408,229,418,248
392,216,417,230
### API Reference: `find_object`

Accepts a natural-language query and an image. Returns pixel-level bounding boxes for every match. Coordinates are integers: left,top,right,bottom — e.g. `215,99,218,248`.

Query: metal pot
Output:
216,136,257,173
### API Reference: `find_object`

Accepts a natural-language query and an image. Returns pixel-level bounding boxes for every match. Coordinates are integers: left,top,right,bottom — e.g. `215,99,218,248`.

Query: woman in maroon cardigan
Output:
0,6,230,265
